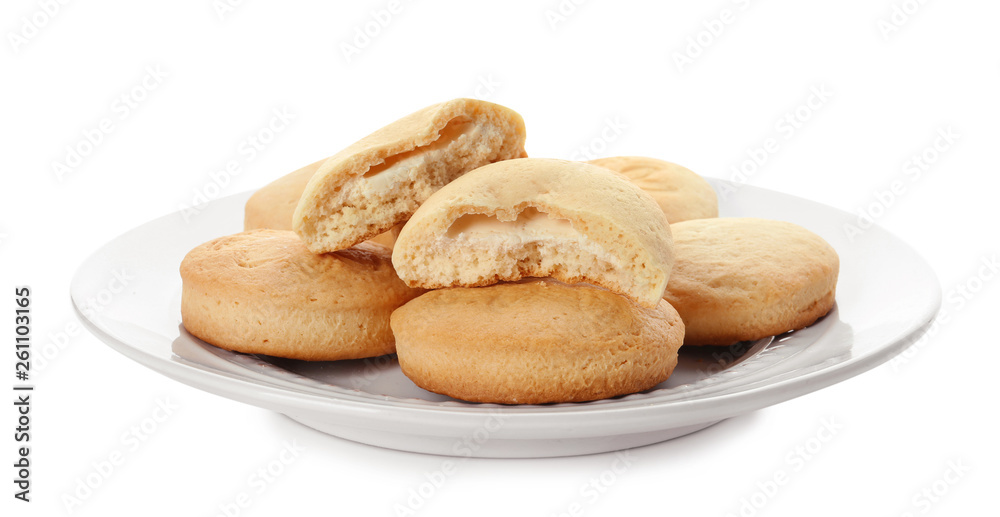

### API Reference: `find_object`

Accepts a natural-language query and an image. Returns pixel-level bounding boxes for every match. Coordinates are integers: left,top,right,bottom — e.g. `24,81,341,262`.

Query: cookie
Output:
663,218,839,346
391,158,673,307
293,98,527,253
392,279,685,404
243,160,397,248
589,156,718,223
180,229,423,360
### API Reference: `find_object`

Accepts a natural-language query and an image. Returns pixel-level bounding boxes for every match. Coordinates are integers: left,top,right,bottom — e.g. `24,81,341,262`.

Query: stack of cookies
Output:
180,98,839,405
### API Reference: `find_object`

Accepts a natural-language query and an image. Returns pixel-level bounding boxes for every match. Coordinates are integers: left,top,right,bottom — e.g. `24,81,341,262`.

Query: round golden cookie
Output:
663,218,839,346
589,156,718,223
180,229,423,360
244,160,397,248
391,158,673,308
392,279,685,404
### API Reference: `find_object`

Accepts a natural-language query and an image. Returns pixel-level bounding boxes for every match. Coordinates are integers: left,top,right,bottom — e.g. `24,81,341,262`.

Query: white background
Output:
2,0,998,515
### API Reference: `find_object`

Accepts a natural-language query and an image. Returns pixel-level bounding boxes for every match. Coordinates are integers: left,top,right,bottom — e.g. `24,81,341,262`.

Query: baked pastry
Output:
244,160,397,248
391,158,673,307
663,218,839,345
180,229,423,360
293,98,527,253
392,279,685,404
589,156,718,223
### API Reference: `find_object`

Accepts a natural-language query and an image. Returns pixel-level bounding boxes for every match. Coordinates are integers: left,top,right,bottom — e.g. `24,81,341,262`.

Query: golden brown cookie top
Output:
589,156,718,224
395,279,673,343
180,229,412,310
666,217,839,306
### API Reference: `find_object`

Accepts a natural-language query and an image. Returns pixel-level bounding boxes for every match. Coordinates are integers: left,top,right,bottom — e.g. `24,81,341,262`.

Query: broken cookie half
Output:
392,158,674,308
293,98,527,253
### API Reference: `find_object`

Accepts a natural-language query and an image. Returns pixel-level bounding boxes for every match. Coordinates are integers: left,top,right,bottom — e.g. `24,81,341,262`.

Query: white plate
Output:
72,180,940,458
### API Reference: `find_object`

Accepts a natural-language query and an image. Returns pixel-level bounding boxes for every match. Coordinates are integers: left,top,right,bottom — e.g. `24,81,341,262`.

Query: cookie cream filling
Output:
361,117,482,191
446,208,576,238
445,208,622,267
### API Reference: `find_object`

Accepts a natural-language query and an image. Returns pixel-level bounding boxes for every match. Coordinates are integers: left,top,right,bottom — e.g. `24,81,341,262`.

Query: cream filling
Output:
361,117,482,191
446,208,578,239
445,208,622,267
